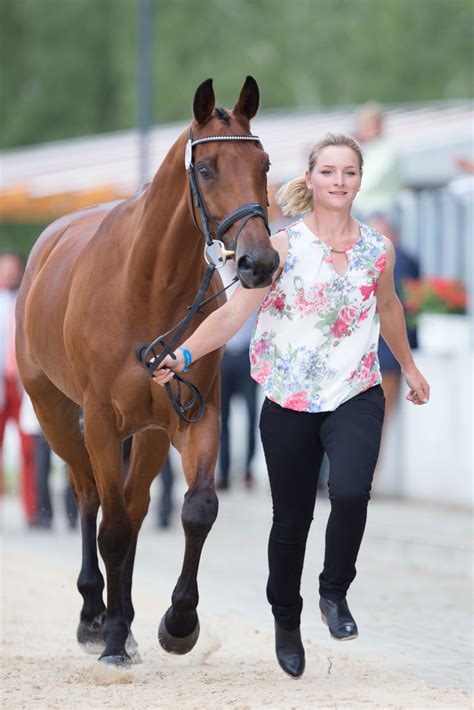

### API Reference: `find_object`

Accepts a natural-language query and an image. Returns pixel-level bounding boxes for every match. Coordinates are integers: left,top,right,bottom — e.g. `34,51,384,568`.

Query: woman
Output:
153,133,430,678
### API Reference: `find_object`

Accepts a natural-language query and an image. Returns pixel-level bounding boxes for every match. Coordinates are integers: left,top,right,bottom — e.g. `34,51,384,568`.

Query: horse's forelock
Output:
215,107,231,125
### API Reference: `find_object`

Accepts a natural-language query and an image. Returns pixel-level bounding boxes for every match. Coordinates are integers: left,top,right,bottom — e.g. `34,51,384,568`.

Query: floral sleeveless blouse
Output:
249,219,387,412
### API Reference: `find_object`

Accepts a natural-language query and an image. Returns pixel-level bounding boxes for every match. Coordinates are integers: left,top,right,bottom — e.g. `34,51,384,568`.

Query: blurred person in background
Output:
20,393,78,530
155,456,174,528
217,259,258,491
0,251,37,525
153,133,430,679
449,156,474,204
353,103,401,219
368,214,420,424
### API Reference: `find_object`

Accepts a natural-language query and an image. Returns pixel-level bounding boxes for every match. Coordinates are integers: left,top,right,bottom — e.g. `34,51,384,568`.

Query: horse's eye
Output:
198,165,211,180
264,160,271,174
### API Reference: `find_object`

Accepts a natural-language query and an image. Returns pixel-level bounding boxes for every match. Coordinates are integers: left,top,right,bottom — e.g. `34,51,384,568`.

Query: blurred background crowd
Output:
0,0,472,531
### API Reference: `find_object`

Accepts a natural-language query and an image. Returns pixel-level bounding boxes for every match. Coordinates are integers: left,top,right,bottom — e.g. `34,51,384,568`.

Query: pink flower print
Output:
359,307,369,322
295,289,307,309
283,391,309,411
360,279,377,301
274,295,286,312
330,318,349,338
253,338,268,356
375,253,387,274
250,350,258,367
339,305,359,324
356,366,370,384
258,361,272,380
369,371,379,386
363,351,376,369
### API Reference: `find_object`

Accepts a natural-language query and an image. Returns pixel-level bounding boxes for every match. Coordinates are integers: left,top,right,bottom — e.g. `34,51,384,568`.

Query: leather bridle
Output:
136,128,270,423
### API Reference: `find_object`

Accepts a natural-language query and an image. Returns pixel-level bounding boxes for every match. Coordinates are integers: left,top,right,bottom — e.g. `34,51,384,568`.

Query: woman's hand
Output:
152,351,185,386
401,363,430,405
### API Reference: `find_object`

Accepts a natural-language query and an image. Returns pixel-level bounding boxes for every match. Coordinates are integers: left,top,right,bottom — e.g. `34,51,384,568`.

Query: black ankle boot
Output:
319,596,358,640
274,621,305,678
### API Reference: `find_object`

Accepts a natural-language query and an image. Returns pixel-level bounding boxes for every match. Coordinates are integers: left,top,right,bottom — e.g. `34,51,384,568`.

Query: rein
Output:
136,128,269,423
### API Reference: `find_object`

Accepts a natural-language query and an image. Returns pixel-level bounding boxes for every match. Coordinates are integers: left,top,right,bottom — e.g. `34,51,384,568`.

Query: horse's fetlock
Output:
171,587,198,613
103,616,129,644
77,571,105,598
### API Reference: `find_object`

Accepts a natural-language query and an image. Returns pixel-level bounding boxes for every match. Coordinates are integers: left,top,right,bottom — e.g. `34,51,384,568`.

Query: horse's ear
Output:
233,75,260,121
193,78,216,125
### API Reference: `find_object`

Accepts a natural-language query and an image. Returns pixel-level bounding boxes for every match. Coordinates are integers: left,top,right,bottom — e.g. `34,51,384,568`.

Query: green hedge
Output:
0,223,48,259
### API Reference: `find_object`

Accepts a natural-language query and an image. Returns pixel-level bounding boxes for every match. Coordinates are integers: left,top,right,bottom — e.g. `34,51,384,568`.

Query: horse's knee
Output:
181,483,218,538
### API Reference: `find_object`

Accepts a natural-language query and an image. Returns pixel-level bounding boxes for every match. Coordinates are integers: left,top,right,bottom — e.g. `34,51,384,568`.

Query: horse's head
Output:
188,76,279,288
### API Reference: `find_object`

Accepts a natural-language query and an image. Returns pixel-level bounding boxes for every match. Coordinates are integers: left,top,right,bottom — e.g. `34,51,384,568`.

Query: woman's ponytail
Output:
275,177,313,217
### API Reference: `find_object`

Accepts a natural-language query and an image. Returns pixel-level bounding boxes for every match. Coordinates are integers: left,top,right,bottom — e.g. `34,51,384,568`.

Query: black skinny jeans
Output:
259,384,385,631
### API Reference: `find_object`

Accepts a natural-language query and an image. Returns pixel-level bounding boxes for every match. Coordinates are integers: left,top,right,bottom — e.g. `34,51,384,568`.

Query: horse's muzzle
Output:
236,248,279,289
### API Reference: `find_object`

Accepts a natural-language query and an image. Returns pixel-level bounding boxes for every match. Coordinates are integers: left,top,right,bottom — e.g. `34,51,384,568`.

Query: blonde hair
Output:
275,133,364,216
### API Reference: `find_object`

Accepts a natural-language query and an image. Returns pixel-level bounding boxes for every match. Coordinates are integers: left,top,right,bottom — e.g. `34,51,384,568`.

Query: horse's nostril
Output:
237,255,253,272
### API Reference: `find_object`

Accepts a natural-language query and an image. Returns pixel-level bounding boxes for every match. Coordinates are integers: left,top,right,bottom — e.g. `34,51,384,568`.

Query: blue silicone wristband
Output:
178,346,192,372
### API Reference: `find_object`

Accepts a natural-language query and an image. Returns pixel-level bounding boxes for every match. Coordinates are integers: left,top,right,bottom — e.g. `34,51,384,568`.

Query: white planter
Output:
417,313,471,355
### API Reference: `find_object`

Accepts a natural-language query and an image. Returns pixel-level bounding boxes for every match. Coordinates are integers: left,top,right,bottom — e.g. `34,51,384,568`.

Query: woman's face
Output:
306,145,362,211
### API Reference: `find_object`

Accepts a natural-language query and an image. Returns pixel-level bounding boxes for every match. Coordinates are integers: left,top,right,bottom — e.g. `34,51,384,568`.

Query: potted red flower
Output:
401,277,469,355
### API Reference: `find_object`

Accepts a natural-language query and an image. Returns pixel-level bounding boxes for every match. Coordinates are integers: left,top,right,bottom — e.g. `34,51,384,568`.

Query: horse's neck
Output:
127,139,207,300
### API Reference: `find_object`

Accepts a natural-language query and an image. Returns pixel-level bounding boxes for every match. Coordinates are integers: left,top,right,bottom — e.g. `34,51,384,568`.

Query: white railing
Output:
397,187,473,318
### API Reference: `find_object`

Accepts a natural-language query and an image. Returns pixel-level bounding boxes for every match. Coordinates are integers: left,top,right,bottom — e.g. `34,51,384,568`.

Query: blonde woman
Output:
153,133,429,678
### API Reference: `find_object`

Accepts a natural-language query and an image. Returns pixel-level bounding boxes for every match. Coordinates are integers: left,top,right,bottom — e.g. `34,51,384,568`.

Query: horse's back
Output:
26,200,124,275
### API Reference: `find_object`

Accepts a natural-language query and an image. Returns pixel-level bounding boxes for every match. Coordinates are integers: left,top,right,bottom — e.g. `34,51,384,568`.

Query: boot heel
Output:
319,596,358,641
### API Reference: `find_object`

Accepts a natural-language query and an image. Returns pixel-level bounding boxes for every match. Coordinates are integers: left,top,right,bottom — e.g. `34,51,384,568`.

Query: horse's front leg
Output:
158,404,219,654
83,404,133,667
121,429,171,659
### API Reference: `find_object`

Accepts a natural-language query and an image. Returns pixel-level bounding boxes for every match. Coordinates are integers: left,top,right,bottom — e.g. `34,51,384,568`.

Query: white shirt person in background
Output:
353,103,401,219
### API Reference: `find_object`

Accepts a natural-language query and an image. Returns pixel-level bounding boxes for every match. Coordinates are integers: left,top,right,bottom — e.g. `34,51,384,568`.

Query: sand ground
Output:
1,482,472,709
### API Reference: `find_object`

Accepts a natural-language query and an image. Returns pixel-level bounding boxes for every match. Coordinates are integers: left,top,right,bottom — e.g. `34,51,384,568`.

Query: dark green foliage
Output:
0,0,472,149
0,222,48,258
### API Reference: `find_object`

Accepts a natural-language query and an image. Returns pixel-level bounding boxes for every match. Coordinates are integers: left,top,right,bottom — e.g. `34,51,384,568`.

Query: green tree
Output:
0,0,472,149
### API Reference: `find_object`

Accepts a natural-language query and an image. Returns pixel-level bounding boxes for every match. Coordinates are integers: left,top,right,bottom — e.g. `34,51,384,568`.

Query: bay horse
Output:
15,76,278,667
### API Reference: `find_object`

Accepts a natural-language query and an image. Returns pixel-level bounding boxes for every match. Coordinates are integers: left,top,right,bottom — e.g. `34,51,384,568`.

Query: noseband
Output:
136,129,270,423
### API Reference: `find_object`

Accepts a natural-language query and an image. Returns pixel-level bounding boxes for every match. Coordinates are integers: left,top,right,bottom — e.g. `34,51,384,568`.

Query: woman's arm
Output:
153,231,288,385
377,238,430,405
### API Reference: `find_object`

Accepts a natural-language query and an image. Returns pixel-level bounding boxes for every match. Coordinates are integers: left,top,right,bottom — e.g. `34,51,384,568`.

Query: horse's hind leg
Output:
82,400,134,667
23,376,106,653
158,405,219,655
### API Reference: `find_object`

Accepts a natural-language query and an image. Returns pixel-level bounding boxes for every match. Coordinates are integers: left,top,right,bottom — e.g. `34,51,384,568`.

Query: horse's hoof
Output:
98,653,133,669
130,650,143,665
125,630,138,655
77,613,106,655
125,632,142,664
158,613,200,655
